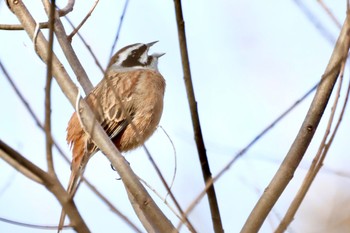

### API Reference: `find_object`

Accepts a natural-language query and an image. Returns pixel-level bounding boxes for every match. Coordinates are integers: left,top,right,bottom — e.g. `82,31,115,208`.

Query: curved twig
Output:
67,0,99,40
57,0,75,16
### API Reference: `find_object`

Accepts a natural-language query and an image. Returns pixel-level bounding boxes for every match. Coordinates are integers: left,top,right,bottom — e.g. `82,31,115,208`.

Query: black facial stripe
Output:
121,44,148,67
116,43,139,55
146,56,154,66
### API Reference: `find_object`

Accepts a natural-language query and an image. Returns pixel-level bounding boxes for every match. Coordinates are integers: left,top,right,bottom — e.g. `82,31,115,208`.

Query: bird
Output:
57,41,166,231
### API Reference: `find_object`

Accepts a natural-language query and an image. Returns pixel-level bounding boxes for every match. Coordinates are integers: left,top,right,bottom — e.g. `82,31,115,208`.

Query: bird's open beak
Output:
152,53,166,58
147,41,164,58
146,41,159,47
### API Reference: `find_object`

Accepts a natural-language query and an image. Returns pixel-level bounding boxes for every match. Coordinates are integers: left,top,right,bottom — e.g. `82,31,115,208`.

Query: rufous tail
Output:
57,167,82,232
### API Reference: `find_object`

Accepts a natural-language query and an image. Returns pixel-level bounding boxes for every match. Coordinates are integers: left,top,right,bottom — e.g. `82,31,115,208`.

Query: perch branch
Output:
0,140,89,232
41,0,93,94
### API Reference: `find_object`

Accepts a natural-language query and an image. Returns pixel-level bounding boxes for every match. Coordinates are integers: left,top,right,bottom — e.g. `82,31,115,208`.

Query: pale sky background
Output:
1,0,350,232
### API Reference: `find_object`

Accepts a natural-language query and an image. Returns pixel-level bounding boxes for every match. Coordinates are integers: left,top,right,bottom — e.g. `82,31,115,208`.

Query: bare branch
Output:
292,0,336,44
159,125,177,201
0,149,43,184
63,15,104,73
44,0,56,174
0,216,61,230
317,0,342,28
83,178,143,233
173,0,223,232
67,0,99,40
275,59,349,233
58,0,75,16
0,140,89,232
41,0,93,94
138,176,181,221
1,0,75,30
1,1,74,30
0,22,49,30
143,146,196,232
241,12,350,233
109,0,129,58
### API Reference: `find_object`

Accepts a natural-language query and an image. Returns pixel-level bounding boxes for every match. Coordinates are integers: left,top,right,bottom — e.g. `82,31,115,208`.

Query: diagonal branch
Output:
173,0,223,232
44,0,56,174
63,15,104,73
41,0,93,94
67,0,99,40
241,11,350,233
275,59,350,232
0,140,89,232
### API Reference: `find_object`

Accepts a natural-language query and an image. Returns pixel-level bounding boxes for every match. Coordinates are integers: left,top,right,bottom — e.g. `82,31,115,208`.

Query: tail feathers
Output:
57,166,83,232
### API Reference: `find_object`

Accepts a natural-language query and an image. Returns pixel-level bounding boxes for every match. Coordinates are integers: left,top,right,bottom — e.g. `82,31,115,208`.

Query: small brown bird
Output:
58,41,165,231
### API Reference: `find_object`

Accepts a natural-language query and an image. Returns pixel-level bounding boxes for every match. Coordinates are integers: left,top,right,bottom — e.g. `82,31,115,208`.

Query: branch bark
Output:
241,11,350,233
41,0,93,94
173,0,223,232
0,140,89,232
275,61,349,232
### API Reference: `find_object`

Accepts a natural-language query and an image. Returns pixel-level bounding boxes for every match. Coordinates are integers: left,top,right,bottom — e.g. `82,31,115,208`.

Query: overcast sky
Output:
1,1,350,232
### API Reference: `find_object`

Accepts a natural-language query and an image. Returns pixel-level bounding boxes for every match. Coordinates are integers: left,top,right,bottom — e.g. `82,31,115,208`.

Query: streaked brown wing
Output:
84,70,140,154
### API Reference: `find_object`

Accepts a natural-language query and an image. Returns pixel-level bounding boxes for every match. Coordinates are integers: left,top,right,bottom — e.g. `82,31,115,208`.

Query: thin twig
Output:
1,0,74,30
45,0,56,174
317,0,342,29
57,0,75,16
0,22,49,30
67,0,99,40
143,146,197,232
83,178,143,233
138,176,182,220
109,0,129,59
0,216,66,230
159,125,177,201
241,12,350,233
41,0,94,94
293,0,336,44
173,0,223,232
0,149,43,184
63,16,104,73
